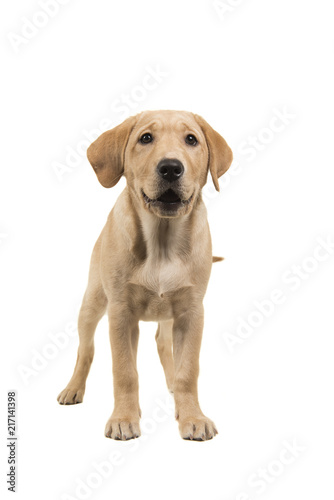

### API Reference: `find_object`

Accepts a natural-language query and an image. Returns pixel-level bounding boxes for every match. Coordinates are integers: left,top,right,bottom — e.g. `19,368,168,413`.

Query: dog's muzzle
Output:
141,158,193,215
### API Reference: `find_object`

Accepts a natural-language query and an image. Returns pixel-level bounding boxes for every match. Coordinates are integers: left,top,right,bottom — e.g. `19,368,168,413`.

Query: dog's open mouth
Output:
142,189,193,208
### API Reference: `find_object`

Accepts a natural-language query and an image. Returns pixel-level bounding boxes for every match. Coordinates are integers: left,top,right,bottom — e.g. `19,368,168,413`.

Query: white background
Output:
1,0,334,499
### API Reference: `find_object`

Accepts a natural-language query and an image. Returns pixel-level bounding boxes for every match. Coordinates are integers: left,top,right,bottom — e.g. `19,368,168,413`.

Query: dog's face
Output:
87,110,232,218
125,111,210,218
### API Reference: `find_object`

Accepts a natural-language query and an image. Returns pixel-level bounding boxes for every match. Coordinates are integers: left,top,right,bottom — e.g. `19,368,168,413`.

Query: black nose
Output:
157,158,184,183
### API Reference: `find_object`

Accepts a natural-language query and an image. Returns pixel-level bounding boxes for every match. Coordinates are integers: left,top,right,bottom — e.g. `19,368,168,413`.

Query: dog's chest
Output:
129,256,193,321
130,252,193,296
127,213,195,319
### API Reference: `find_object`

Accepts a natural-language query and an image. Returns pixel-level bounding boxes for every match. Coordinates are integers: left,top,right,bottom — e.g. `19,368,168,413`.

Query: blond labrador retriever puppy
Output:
57,110,232,441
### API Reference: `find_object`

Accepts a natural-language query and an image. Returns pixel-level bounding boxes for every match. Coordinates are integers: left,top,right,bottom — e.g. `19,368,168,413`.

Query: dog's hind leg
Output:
155,319,175,393
57,284,107,405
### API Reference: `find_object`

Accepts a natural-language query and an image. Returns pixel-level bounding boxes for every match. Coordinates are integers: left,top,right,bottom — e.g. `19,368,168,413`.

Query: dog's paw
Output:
178,416,218,441
57,386,85,405
105,417,141,440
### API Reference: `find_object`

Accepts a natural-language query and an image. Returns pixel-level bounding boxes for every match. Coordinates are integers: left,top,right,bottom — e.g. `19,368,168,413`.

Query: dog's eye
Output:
140,133,153,144
185,134,198,146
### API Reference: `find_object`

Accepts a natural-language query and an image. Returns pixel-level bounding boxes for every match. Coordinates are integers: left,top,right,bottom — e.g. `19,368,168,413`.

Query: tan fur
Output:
57,110,232,441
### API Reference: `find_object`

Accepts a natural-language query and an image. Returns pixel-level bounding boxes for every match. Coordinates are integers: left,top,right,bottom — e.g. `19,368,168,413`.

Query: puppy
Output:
58,110,232,441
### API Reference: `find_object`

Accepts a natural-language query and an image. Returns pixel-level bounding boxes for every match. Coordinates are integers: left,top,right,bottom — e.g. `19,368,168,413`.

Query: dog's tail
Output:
212,256,224,263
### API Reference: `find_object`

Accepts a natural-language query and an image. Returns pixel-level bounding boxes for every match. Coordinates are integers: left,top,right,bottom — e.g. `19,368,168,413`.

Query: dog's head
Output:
87,110,232,218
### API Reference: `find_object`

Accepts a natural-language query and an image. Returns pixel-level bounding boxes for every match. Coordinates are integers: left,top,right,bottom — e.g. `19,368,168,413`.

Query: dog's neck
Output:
139,210,192,261
125,188,203,262
121,188,207,294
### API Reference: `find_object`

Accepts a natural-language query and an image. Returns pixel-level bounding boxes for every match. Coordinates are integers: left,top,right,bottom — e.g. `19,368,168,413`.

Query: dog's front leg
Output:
105,307,141,440
173,305,218,441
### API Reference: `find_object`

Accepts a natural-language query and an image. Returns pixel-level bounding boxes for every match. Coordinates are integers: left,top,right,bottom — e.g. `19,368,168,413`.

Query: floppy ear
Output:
194,114,233,191
87,115,136,188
